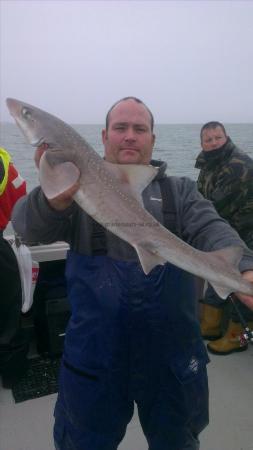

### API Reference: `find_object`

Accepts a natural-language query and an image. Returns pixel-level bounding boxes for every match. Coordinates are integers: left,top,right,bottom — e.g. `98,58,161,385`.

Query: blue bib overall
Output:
54,251,209,450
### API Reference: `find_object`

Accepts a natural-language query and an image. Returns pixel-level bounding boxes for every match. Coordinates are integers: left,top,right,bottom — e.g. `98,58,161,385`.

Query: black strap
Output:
159,177,181,237
90,220,107,255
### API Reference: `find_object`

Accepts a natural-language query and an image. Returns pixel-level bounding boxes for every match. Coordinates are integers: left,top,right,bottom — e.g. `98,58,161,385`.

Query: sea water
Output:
1,122,253,192
1,122,253,235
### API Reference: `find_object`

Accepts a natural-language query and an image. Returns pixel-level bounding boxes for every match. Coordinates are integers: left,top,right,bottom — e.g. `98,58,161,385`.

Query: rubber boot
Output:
207,320,253,355
200,304,223,340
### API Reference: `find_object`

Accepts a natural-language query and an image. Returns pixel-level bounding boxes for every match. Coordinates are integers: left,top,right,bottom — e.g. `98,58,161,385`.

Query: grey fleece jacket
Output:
11,160,253,273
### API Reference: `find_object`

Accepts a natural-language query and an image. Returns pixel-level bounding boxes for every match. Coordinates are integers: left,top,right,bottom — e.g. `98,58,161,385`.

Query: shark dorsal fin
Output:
104,161,158,204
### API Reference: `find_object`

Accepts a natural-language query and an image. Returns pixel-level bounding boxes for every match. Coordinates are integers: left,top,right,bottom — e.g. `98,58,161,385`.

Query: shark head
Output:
6,98,51,147
6,98,78,154
6,98,82,199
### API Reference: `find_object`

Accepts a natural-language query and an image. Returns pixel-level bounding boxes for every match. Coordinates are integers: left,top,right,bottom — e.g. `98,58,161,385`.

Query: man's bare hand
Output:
34,144,48,168
35,144,80,211
47,182,80,211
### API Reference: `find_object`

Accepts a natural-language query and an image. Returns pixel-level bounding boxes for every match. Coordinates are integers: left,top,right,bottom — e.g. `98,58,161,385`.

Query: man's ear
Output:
102,128,107,145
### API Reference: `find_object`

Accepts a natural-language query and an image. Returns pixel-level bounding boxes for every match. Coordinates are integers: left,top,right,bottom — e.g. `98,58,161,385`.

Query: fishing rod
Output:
227,294,253,345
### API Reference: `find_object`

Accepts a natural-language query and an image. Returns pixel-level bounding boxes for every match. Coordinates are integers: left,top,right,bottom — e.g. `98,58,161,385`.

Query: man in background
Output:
196,121,253,355
0,146,28,388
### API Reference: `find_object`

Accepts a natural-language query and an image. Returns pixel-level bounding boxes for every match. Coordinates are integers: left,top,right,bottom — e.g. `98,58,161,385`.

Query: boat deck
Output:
1,345,253,450
1,240,252,449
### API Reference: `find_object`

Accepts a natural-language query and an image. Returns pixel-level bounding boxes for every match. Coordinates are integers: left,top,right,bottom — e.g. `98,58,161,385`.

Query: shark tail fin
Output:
209,283,233,300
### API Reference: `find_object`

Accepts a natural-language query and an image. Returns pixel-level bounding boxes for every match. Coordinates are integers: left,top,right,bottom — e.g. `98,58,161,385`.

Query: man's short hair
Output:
105,96,154,131
200,121,227,141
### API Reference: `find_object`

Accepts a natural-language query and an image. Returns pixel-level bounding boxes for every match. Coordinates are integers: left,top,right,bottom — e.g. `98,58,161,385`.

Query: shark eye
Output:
22,107,32,120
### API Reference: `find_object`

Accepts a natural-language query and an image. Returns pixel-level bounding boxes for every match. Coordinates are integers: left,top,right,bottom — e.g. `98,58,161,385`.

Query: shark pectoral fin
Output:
134,243,167,275
39,153,80,199
104,161,158,204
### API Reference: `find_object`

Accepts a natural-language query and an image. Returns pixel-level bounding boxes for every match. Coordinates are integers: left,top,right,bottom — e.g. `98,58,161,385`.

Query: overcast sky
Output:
1,0,253,124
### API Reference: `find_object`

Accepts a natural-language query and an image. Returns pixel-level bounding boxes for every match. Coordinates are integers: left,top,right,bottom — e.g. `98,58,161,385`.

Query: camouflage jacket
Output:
195,137,253,249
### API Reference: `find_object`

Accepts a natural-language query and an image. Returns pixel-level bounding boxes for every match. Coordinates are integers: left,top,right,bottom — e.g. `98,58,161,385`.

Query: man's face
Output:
201,126,227,152
102,99,155,164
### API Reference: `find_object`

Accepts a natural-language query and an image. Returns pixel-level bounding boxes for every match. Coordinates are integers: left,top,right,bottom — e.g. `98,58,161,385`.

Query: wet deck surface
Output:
1,345,253,450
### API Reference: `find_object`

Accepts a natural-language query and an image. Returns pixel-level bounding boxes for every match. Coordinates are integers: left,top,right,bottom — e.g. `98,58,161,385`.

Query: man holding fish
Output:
9,96,253,450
